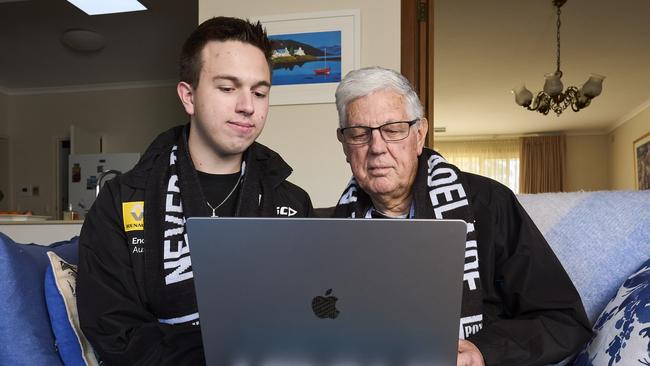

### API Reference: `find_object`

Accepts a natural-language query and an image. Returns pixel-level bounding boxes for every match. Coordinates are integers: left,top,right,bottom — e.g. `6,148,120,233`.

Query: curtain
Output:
433,139,520,193
519,135,566,193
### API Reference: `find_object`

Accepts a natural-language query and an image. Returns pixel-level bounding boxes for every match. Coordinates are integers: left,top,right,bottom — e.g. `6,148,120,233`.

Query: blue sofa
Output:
1,190,649,365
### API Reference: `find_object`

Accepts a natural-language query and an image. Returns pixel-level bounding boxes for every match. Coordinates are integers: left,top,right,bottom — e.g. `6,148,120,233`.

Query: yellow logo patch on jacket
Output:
122,201,144,232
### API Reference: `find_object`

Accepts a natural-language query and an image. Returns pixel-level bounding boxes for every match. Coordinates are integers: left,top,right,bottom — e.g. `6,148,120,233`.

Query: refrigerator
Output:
68,153,140,218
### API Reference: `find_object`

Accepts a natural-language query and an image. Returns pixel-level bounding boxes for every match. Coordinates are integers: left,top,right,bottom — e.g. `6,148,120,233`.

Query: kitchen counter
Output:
0,220,84,225
0,220,83,245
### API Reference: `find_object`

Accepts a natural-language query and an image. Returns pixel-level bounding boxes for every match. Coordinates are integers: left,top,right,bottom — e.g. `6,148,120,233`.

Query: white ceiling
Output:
0,0,197,91
1,0,647,137
433,0,650,136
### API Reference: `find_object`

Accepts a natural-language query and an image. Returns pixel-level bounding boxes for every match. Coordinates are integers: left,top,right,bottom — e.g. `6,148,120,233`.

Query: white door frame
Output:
0,135,12,211
52,135,69,220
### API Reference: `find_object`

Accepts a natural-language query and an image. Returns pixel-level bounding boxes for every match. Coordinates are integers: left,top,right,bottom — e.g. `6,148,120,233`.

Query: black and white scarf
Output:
144,128,250,325
334,148,484,339
161,145,246,287
142,126,293,325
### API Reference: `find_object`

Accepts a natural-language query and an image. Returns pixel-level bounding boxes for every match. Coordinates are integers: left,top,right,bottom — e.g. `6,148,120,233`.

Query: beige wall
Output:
6,1,399,213
608,104,650,190
8,85,186,215
564,134,610,192
200,0,401,207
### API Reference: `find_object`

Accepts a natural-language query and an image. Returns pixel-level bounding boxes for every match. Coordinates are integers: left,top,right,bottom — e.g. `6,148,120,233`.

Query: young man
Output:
77,17,313,365
333,66,591,366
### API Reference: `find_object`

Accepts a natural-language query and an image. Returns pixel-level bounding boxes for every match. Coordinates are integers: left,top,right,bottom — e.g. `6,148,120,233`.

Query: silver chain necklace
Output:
205,173,243,217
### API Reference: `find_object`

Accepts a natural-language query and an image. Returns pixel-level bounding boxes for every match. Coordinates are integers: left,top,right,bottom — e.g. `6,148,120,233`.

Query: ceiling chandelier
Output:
512,0,605,116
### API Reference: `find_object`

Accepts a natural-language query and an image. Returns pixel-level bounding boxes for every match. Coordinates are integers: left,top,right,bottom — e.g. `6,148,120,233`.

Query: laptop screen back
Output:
186,217,467,366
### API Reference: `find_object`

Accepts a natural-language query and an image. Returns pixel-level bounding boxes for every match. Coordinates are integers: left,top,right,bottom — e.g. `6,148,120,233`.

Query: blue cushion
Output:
573,257,650,365
44,256,83,366
518,190,650,322
0,232,78,366
44,252,100,366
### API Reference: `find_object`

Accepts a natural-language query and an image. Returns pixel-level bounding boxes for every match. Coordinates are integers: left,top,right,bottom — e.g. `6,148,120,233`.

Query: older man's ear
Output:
337,129,351,163
416,117,429,155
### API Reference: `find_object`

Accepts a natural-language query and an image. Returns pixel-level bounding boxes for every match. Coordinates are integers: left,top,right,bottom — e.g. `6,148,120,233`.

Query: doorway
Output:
0,137,9,211
54,138,70,220
401,0,434,147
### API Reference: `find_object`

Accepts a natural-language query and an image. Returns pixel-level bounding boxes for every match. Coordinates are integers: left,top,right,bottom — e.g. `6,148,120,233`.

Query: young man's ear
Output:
177,81,195,116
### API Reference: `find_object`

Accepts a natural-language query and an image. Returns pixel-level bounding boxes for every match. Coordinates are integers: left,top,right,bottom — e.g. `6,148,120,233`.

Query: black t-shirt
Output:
196,170,241,217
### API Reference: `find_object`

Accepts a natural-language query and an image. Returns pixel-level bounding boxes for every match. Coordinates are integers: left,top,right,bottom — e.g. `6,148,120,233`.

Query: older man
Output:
333,66,591,366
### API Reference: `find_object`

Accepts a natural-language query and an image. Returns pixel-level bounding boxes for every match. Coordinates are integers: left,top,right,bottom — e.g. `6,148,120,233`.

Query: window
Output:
433,139,520,193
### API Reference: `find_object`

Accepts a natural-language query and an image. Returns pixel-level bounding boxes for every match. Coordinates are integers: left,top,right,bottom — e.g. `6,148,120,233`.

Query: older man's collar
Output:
364,203,415,219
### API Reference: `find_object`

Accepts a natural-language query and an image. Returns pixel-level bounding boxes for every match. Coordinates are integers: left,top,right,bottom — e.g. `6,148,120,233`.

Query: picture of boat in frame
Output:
269,31,342,86
256,9,360,105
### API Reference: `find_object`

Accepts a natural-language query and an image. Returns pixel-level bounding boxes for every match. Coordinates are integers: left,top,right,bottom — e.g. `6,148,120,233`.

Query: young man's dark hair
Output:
179,16,273,88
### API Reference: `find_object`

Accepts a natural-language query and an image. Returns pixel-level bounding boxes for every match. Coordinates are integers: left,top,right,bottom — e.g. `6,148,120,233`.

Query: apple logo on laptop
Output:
311,288,340,319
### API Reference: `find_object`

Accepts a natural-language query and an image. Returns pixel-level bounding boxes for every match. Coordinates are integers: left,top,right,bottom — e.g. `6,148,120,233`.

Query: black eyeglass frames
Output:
337,119,419,145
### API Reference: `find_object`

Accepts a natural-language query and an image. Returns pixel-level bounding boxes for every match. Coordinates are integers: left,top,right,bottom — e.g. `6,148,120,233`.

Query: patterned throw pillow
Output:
0,233,78,366
573,258,650,366
44,251,101,366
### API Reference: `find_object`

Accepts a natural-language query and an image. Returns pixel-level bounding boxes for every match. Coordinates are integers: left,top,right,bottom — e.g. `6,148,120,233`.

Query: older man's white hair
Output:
335,66,424,128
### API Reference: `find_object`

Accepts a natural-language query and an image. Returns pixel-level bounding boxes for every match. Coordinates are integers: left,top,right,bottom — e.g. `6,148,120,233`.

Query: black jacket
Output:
461,173,592,365
333,170,592,365
77,125,313,365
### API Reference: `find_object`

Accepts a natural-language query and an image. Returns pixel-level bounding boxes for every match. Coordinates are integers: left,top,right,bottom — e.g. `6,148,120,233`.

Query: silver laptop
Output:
186,217,467,366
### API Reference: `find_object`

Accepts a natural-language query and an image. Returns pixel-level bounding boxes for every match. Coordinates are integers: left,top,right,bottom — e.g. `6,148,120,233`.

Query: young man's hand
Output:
457,339,485,366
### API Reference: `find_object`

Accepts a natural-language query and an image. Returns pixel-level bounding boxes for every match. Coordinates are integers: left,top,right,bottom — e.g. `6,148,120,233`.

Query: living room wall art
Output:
633,131,650,190
255,10,360,106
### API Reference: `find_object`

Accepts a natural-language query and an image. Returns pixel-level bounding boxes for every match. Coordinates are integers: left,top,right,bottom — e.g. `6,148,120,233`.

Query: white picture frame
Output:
254,9,361,106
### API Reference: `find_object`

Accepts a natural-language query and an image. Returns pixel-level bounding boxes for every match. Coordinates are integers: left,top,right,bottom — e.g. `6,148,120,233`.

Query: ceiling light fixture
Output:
66,0,147,16
61,29,106,52
512,0,604,116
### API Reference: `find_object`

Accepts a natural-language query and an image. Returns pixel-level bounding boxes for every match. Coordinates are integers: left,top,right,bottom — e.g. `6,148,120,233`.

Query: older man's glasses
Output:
337,119,419,145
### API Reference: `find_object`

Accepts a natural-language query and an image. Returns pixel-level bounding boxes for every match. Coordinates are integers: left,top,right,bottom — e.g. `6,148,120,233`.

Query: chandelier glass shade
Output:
512,0,604,116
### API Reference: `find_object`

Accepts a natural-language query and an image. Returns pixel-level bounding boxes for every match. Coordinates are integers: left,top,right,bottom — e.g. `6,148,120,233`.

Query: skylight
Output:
66,0,147,15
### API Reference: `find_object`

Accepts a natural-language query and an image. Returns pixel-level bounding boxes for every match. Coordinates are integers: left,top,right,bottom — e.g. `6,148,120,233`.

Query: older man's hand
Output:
457,339,485,366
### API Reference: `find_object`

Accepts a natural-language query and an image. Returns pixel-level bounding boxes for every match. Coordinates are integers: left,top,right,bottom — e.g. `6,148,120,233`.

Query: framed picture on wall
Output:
633,131,650,190
254,10,361,106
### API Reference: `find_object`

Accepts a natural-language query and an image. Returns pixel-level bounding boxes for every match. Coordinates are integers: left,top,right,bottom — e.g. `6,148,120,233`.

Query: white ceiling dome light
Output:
60,29,106,52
